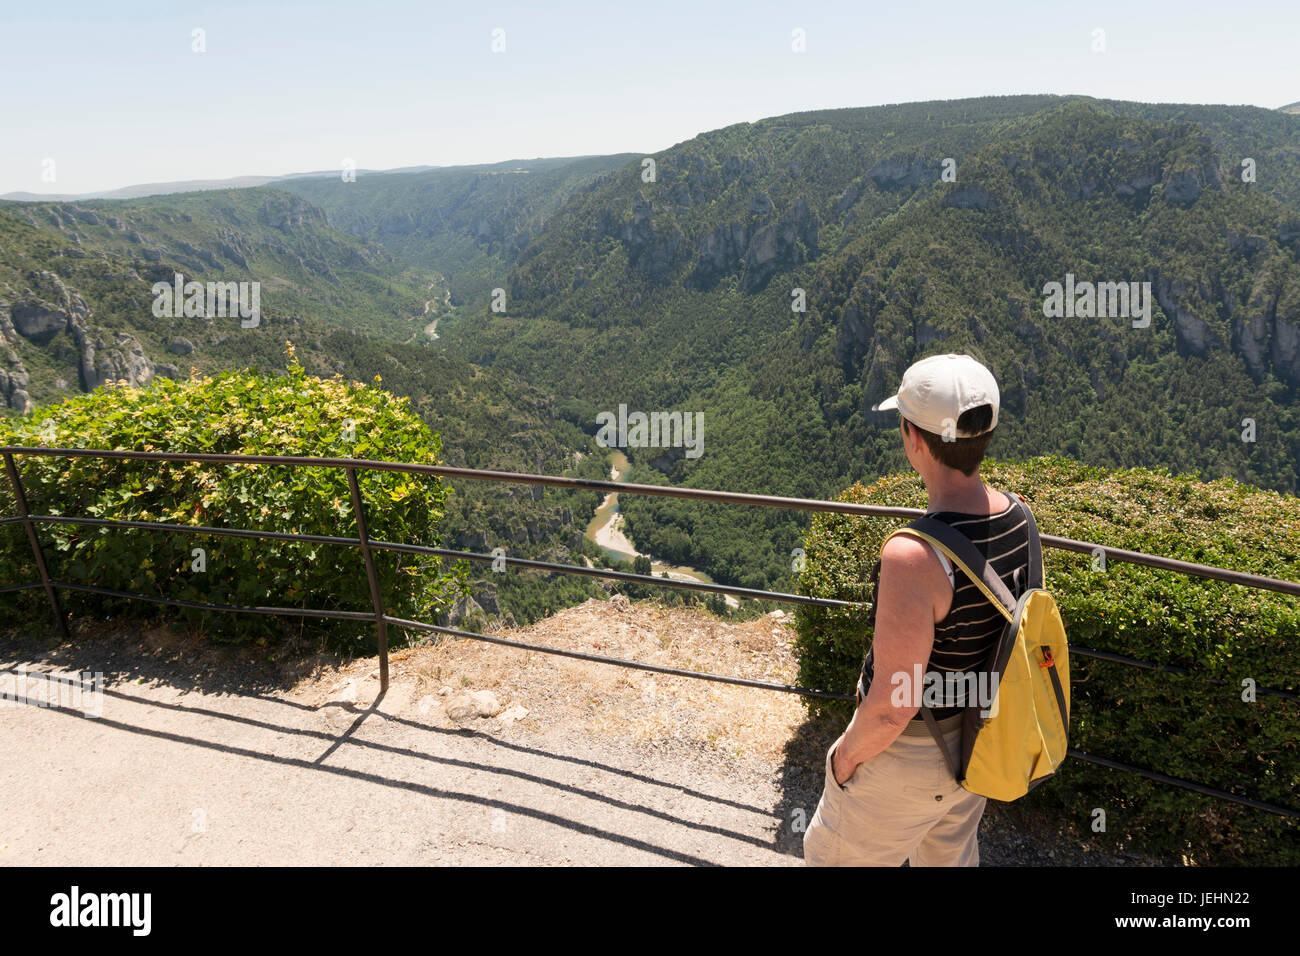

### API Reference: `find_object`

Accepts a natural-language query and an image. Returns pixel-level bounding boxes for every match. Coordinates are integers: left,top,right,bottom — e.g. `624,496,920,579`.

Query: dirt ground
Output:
0,595,1163,866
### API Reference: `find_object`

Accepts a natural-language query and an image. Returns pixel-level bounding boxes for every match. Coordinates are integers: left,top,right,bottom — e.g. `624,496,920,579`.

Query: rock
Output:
10,301,67,343
445,594,486,628
472,583,500,616
1161,152,1221,206
75,328,155,391
445,695,476,721
1226,231,1267,255
1153,276,1219,356
868,157,939,189
1114,169,1160,198
446,690,501,721
690,220,750,289
167,338,195,356
740,194,819,292
623,196,684,283
498,704,529,724
1162,169,1202,204
257,193,327,233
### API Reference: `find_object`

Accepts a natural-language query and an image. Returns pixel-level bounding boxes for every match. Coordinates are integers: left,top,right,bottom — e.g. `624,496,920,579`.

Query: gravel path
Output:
2,648,800,866
0,604,1163,867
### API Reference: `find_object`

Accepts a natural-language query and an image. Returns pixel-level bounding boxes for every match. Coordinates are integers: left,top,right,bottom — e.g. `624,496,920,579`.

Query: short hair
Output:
902,404,995,476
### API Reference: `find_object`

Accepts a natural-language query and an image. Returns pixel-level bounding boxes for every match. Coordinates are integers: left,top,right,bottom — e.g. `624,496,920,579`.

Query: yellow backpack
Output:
885,492,1071,801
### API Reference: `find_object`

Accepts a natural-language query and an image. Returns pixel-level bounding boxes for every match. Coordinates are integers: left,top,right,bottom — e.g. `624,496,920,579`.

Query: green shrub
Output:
793,455,1299,864
0,347,469,649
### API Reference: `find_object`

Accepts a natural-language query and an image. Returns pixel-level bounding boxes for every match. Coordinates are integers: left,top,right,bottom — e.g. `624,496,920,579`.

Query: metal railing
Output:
1,445,1297,821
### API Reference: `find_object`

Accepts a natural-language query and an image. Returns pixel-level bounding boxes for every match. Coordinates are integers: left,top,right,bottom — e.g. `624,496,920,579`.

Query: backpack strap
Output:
920,708,964,781
1011,493,1044,590
886,516,1017,620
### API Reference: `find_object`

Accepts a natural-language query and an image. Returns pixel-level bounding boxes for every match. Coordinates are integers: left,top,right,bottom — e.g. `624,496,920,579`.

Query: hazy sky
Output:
2,0,1297,195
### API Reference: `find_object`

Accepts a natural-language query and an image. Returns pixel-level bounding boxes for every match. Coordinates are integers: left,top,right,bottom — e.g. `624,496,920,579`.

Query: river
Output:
584,450,739,608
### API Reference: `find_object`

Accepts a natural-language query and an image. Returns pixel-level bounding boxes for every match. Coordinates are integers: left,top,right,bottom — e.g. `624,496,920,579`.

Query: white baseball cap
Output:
872,353,1000,436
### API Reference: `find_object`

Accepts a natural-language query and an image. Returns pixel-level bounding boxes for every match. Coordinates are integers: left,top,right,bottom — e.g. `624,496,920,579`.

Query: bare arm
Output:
831,533,947,784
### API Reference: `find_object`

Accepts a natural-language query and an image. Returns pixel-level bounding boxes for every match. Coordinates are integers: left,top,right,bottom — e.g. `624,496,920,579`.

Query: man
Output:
802,353,1030,867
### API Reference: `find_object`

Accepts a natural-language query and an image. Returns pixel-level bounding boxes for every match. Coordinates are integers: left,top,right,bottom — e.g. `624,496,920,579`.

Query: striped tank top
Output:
857,490,1031,721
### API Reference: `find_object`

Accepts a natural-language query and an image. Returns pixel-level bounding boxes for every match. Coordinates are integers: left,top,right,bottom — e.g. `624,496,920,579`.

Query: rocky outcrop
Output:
8,270,91,345
0,348,32,413
1228,279,1300,386
1114,168,1160,198
1152,276,1219,356
1160,150,1223,205
691,221,750,289
257,193,327,233
832,273,881,370
11,300,69,343
1226,231,1267,256
623,196,684,283
74,328,156,391
1278,221,1300,249
868,157,940,189
740,194,819,292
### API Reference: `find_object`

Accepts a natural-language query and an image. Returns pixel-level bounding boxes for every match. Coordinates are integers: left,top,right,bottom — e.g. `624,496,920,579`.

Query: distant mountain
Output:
277,155,640,305
0,166,441,202
1281,101,1300,115
0,154,640,414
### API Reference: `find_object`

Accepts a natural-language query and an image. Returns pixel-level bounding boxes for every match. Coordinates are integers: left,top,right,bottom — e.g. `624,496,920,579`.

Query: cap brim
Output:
872,394,900,412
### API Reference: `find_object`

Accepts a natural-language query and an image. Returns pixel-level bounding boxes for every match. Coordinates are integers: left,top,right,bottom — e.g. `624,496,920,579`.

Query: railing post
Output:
346,466,388,692
3,452,70,640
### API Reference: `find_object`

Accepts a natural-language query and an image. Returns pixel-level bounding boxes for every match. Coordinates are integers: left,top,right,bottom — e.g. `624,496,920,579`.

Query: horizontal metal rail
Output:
17,513,857,609
3,446,1296,596
1068,644,1296,702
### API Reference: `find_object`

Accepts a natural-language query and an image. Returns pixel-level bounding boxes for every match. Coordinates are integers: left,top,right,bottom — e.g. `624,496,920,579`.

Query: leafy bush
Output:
0,347,468,649
794,455,1299,864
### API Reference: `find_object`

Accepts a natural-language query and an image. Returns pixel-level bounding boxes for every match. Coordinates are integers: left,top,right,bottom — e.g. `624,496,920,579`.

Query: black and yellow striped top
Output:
858,494,1031,720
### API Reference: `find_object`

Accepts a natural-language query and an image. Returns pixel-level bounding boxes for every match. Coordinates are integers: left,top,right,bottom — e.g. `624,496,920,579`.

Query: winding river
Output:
584,451,739,608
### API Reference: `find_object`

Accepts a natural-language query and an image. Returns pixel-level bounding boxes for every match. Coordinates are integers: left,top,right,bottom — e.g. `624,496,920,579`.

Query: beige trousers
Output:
802,714,987,867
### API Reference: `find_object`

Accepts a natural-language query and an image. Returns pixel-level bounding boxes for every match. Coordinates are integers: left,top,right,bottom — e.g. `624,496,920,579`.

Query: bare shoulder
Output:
880,532,937,569
879,532,950,618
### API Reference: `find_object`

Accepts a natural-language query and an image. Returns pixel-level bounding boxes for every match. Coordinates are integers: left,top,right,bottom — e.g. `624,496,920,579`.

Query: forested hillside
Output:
0,187,435,412
431,96,1300,591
